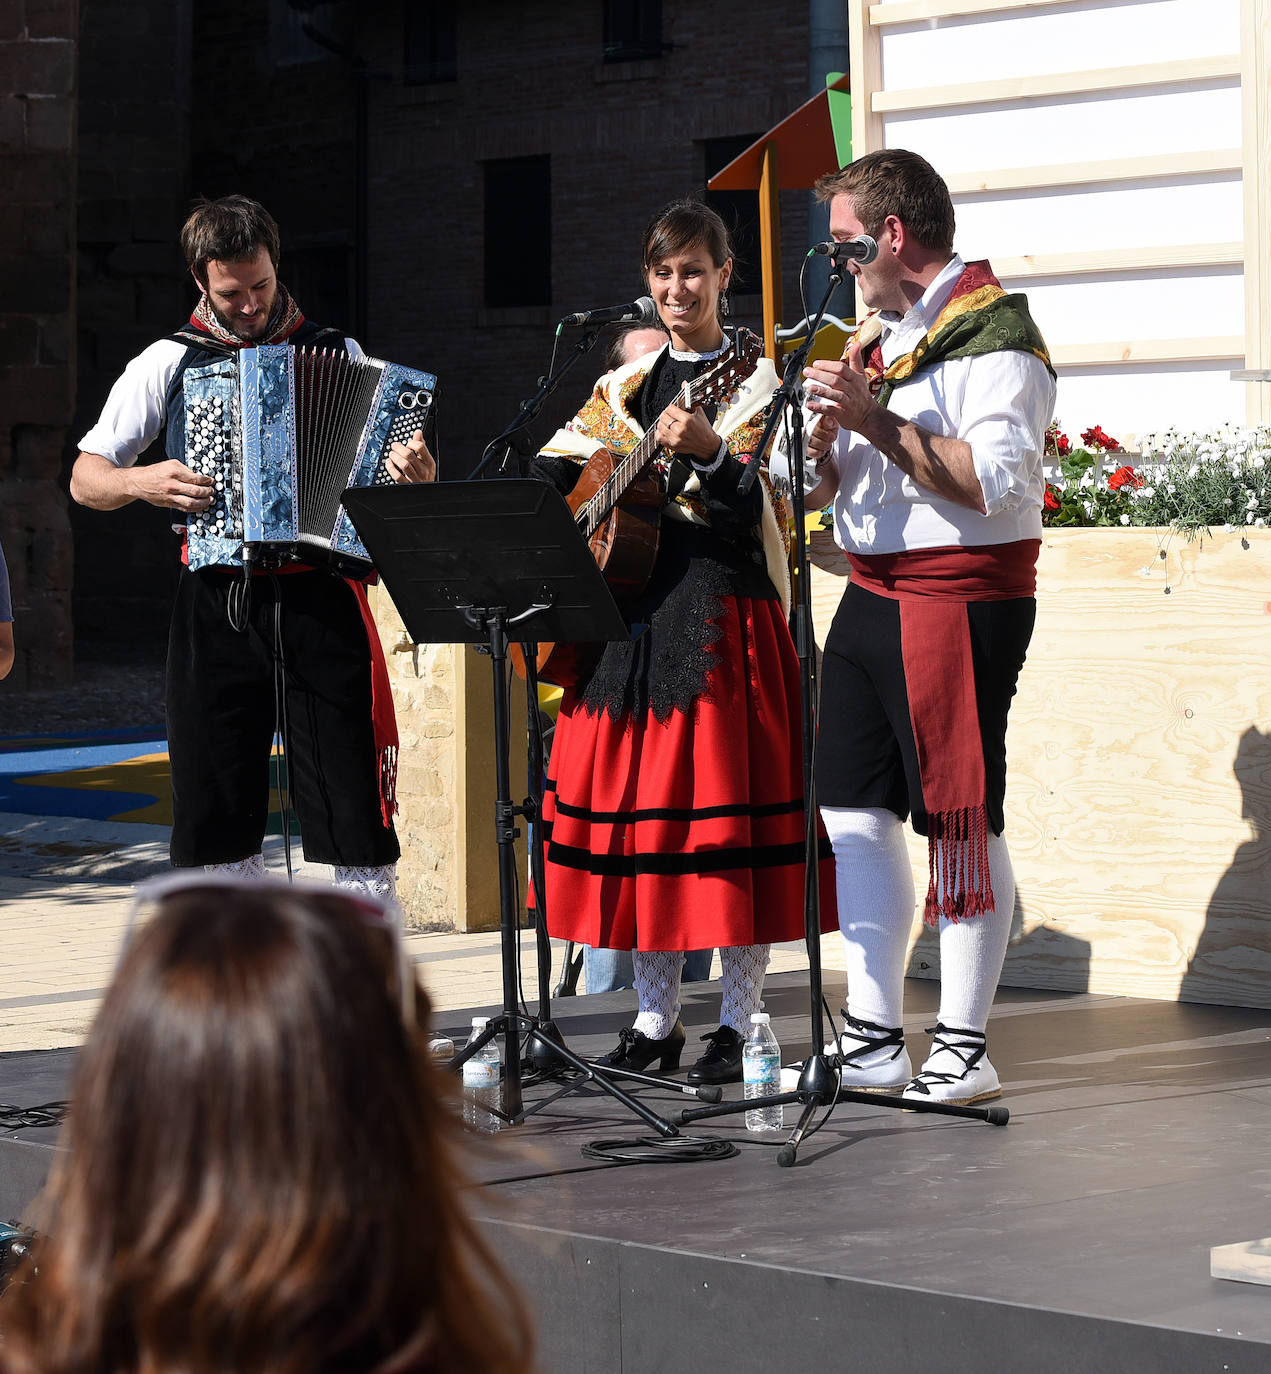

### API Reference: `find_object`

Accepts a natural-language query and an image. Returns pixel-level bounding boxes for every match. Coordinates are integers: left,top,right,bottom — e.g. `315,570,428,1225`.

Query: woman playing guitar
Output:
530,200,837,1085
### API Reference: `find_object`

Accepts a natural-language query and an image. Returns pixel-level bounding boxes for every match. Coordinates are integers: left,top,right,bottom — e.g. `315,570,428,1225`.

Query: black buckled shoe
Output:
686,1025,744,1085
594,1017,685,1074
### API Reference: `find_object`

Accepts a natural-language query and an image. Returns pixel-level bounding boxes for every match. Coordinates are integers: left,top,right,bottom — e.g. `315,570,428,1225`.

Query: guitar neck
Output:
577,377,693,539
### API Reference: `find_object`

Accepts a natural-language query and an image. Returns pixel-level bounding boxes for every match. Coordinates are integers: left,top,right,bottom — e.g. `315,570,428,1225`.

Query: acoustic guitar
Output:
512,331,764,684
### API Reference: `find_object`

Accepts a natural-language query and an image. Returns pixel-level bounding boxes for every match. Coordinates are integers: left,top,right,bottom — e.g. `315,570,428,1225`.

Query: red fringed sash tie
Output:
846,540,1039,925
345,578,399,828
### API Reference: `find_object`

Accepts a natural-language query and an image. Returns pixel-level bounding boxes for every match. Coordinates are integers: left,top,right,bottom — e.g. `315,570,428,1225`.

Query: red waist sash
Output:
846,540,1038,924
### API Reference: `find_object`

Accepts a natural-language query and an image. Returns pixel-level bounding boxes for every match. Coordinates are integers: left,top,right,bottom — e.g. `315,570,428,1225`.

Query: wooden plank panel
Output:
994,243,1243,278
809,529,1271,1008
872,0,1090,24
1048,336,1245,365
872,54,1241,113
946,149,1243,195
1243,0,1271,423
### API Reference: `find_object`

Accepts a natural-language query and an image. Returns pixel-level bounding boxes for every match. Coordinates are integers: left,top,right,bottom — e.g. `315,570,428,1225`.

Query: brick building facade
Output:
1,0,77,691
2,0,823,686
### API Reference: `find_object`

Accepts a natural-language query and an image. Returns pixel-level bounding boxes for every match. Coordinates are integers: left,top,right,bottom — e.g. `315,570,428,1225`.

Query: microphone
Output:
812,235,879,265
558,295,658,328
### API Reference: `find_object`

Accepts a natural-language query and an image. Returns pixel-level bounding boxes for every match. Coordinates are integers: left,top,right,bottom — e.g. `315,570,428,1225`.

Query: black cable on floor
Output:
580,1135,738,1165
0,1102,68,1130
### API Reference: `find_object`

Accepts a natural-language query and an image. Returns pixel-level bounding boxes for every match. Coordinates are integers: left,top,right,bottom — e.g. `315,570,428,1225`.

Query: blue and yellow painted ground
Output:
0,728,292,829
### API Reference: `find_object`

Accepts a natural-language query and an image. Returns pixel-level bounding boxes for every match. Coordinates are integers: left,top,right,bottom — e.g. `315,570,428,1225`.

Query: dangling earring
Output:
719,289,731,318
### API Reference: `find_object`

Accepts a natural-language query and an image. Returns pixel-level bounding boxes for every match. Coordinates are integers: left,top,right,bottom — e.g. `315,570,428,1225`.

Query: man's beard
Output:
210,294,276,340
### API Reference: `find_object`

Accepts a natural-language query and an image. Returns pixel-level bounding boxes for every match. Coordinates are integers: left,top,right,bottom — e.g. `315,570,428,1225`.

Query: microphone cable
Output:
580,1135,739,1165
0,1101,68,1131
268,571,297,883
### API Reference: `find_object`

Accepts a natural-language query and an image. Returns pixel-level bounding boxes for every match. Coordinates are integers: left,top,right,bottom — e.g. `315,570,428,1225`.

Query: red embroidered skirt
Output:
540,594,838,951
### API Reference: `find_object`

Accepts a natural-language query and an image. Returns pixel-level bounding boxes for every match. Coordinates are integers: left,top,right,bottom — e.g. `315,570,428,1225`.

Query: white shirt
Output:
824,255,1055,555
79,335,363,466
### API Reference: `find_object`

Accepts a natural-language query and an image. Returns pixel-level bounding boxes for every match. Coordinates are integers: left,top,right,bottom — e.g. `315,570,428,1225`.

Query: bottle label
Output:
742,1050,780,1089
463,1060,500,1089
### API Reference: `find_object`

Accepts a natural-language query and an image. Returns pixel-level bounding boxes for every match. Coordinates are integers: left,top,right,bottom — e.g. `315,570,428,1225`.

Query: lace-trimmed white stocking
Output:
334,864,404,920
203,853,266,880
718,943,770,1033
631,949,685,1040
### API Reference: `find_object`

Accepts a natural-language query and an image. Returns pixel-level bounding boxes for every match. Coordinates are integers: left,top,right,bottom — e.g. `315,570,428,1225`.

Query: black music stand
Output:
340,478,680,1133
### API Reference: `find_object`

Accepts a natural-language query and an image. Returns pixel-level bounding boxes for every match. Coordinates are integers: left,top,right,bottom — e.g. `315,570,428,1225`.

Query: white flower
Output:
1258,519,1267,529
1120,513,1131,525
1248,495,1260,509
1248,512,1257,524
1187,464,1199,478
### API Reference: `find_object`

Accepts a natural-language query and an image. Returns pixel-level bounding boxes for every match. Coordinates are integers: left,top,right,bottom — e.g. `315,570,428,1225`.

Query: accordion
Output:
182,344,437,573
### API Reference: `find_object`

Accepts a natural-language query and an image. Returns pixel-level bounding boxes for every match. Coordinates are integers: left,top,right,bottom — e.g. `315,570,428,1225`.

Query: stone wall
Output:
0,0,78,690
70,0,192,651
371,584,528,932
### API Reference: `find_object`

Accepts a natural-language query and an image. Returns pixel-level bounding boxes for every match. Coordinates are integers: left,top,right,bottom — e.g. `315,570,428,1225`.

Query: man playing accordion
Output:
72,195,434,910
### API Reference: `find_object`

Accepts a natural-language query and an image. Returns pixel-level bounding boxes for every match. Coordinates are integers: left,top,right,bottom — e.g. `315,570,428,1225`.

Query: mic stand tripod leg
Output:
520,643,565,1073
517,1023,679,1136
467,610,678,1140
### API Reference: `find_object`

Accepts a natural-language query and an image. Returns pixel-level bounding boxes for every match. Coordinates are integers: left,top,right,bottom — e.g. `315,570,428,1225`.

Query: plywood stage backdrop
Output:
809,528,1271,1009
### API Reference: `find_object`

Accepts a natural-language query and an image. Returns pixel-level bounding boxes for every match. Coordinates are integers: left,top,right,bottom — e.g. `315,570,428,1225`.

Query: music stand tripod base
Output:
341,479,678,1135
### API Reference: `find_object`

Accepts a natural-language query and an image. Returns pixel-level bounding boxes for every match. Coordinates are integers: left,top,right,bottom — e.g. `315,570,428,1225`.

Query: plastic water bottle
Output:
461,1016,502,1132
742,1012,783,1132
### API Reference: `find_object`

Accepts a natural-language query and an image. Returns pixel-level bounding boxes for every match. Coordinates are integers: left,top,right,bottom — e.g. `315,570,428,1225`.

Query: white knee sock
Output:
334,863,403,920
936,831,1015,1033
632,949,685,1039
204,853,266,880
820,806,914,1028
718,944,770,1033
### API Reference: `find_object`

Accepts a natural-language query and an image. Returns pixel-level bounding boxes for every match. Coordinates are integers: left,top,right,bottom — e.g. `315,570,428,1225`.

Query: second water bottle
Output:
742,1011,783,1132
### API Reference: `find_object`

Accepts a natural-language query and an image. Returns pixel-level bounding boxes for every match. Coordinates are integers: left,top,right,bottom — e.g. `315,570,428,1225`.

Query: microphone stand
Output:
468,326,602,480
681,256,1009,1164
455,323,723,1127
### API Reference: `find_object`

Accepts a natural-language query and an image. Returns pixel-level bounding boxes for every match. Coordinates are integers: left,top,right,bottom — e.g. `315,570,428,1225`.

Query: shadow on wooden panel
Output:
1181,725,1271,1006
908,884,1094,994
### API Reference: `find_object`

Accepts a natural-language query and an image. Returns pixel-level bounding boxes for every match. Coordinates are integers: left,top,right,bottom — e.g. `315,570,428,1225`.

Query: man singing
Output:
797,149,1055,1104
72,195,434,908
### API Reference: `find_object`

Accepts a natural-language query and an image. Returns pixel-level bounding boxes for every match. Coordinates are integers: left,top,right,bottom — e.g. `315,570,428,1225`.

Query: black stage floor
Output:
4,972,1271,1372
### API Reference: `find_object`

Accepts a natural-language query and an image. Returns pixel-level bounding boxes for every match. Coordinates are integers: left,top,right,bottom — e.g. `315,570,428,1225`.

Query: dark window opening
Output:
272,1,345,67
404,5,457,85
483,156,551,309
703,135,763,298
603,0,663,62
285,244,353,337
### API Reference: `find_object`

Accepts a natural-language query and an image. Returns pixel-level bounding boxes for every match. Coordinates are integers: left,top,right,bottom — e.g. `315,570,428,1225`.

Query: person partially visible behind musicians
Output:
531,199,836,1085
70,195,434,910
793,149,1055,1104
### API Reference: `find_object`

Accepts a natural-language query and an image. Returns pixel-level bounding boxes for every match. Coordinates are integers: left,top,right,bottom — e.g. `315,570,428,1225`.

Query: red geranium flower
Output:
1106,464,1142,491
1081,425,1121,453
1043,483,1061,512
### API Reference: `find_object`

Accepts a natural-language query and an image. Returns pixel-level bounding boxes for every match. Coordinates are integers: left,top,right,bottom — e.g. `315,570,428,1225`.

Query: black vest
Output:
162,320,345,466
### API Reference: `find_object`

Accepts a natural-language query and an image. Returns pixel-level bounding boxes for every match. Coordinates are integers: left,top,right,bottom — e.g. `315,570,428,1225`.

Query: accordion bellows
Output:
183,345,437,572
